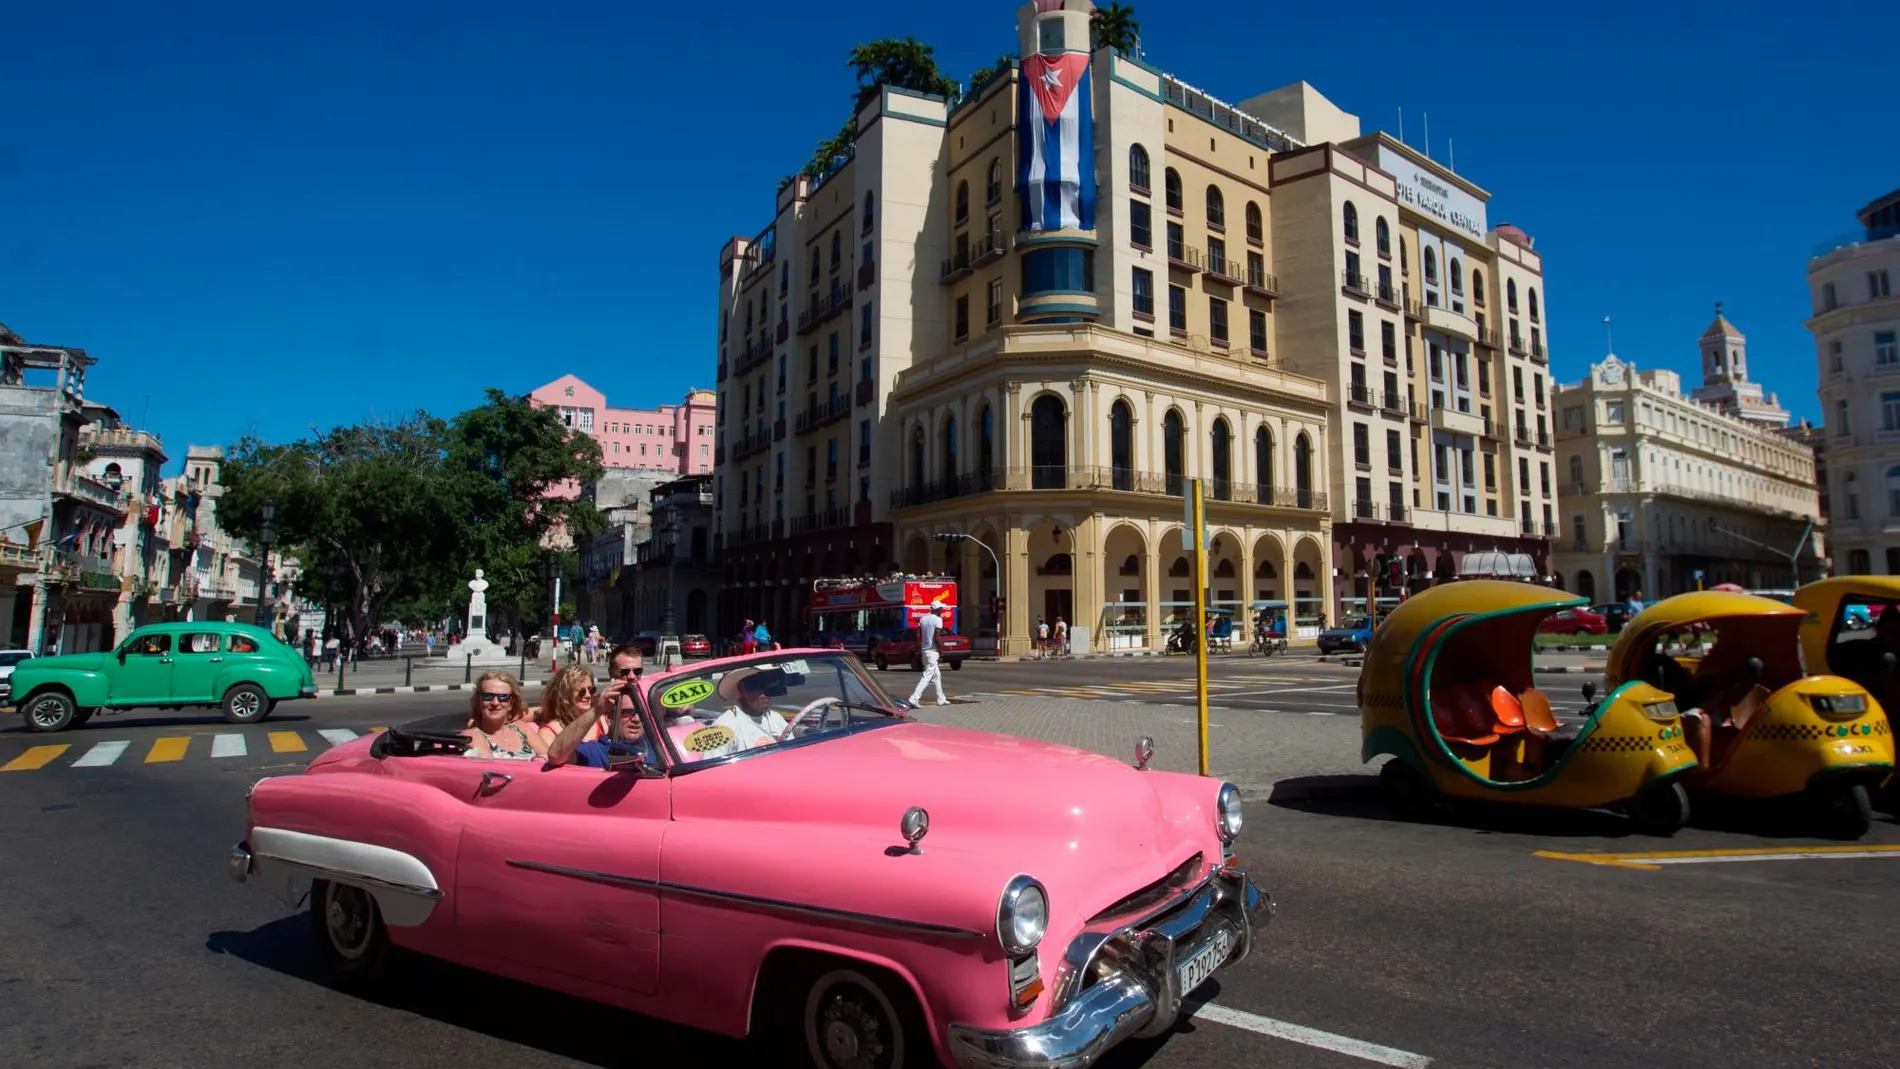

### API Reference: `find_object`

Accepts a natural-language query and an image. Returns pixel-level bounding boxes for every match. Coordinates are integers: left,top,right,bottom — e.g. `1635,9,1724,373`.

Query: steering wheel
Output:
780,696,847,741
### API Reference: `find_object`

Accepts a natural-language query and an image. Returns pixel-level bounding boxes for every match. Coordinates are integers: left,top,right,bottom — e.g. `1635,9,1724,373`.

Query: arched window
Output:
1576,569,1596,601
1129,144,1151,191
1472,271,1486,307
955,180,970,223
1254,426,1275,496
1245,202,1262,243
830,230,842,269
1206,185,1225,228
1528,287,1541,322
1507,278,1520,312
1163,409,1186,496
977,404,995,476
1449,257,1463,295
863,190,875,233
1164,168,1182,212
941,416,959,483
1210,418,1233,501
1110,400,1134,491
779,260,789,295
910,427,926,491
986,158,1002,204
1030,395,1066,489
1423,247,1437,285
1400,241,1408,273
1342,201,1359,242
1375,217,1390,256
1294,433,1314,508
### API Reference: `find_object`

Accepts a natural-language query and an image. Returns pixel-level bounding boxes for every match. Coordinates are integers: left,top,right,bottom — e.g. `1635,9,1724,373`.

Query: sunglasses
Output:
478,692,512,703
614,666,644,679
575,687,597,699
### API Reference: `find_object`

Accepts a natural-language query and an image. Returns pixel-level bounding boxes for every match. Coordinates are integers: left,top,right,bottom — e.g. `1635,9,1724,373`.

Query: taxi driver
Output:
708,666,789,751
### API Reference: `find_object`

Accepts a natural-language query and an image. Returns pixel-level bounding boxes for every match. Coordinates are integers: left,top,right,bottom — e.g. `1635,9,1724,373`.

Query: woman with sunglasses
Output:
463,671,547,760
531,665,604,749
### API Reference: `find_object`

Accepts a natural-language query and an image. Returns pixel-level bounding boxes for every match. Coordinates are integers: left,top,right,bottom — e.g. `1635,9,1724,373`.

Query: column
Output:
1004,521,1031,657
1007,383,1027,489
1142,527,1162,651
1238,531,1256,612
24,580,50,655
1073,514,1102,653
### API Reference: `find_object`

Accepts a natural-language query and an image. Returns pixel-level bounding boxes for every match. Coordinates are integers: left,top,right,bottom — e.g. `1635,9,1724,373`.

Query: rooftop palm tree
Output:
848,37,958,109
1090,3,1141,56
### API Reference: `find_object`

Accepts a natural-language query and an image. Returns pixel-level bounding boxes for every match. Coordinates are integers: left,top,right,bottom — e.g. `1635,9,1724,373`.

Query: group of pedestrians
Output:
1032,615,1070,658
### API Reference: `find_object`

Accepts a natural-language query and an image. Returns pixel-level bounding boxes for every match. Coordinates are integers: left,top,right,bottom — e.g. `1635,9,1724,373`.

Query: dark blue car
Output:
1316,615,1376,654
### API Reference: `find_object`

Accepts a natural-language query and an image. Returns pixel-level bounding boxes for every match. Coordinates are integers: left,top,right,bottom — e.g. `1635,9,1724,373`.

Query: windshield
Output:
1342,616,1372,630
643,651,903,770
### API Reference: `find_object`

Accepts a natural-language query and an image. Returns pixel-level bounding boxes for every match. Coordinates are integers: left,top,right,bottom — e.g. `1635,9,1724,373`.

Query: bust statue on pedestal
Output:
445,569,515,667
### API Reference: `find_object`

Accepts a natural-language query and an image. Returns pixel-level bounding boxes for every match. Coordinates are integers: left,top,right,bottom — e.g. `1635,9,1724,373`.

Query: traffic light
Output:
1387,557,1405,587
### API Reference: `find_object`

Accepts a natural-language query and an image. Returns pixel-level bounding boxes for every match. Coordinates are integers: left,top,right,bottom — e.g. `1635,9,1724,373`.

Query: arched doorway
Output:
1292,535,1325,628
1028,520,1074,640
1576,569,1597,601
1102,522,1147,650
1252,534,1285,601
903,535,930,574
1614,567,1642,602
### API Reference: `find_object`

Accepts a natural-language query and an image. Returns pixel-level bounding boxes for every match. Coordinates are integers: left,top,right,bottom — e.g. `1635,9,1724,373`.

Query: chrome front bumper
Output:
946,865,1271,1069
227,841,253,883
299,685,318,698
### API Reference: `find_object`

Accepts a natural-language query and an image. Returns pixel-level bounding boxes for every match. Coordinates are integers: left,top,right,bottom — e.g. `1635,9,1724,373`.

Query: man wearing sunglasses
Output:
546,645,649,769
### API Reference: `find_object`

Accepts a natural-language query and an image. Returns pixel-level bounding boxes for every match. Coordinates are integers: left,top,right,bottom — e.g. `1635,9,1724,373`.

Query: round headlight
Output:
997,875,1048,955
1217,781,1243,843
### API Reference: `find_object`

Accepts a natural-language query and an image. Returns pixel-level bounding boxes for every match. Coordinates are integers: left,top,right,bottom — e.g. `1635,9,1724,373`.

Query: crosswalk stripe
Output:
318,729,358,746
211,734,247,758
146,737,189,763
72,741,131,767
268,731,307,753
3,744,70,771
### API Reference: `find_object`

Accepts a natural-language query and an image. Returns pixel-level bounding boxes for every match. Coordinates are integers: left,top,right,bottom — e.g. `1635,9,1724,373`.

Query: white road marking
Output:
72,741,130,768
318,729,359,746
210,734,247,758
1255,683,1358,694
1647,850,1900,865
1189,1002,1433,1067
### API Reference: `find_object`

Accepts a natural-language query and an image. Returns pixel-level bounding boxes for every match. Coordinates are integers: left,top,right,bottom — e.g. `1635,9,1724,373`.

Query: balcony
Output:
1543,521,1560,538
1374,282,1400,310
1341,270,1369,297
1205,254,1245,285
0,542,38,570
1244,266,1279,298
940,231,1008,283
1425,304,1478,342
896,466,1330,510
1508,335,1526,356
716,360,728,383
1351,499,1380,521
1407,397,1426,424
1530,339,1548,364
855,379,875,406
732,432,771,461
53,471,129,513
1475,327,1501,350
1346,382,1376,410
1536,429,1551,450
796,285,853,335
1166,241,1202,273
733,335,774,376
789,508,852,536
1381,390,1408,416
1429,402,1487,438
857,260,877,292
82,425,164,455
1388,502,1411,525
890,470,1005,510
1513,424,1533,446
795,395,852,435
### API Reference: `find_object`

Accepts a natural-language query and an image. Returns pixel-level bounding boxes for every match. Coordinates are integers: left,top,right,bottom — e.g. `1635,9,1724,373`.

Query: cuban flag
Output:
1017,51,1095,232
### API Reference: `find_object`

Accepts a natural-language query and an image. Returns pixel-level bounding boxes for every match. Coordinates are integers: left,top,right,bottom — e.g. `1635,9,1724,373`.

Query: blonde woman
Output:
532,665,603,748
463,671,547,760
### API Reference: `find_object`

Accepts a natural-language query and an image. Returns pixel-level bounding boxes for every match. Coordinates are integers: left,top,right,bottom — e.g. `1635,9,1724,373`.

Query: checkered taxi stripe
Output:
0,727,383,773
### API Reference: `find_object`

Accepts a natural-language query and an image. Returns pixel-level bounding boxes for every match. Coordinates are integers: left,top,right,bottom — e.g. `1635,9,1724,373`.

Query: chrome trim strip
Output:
506,858,984,940
253,853,445,900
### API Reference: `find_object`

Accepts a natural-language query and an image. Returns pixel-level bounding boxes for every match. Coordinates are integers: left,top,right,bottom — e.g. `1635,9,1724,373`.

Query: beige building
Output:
1552,324,1824,601
711,0,1563,651
1809,187,1900,575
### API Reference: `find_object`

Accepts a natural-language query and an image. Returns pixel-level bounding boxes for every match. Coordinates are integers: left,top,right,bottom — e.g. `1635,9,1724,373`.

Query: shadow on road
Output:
1267,773,1643,839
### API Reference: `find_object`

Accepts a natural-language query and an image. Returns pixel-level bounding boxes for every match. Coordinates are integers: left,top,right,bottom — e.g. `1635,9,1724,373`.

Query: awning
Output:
1458,551,1538,578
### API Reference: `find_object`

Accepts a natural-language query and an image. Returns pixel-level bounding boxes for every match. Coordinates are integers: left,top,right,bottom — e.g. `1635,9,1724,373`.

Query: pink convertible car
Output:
228,648,1269,1068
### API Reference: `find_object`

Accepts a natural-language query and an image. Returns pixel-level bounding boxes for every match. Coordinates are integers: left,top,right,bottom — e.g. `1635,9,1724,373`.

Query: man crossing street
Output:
908,601,949,707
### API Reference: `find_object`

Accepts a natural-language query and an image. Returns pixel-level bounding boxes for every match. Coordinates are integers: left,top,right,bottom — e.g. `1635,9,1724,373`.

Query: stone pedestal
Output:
444,569,516,667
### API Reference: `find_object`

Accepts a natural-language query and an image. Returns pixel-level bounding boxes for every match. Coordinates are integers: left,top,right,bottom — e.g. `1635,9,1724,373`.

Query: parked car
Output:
1538,607,1609,636
229,648,1268,1069
873,627,971,671
7,622,316,732
1316,615,1376,654
1589,603,1635,633
0,649,33,705
680,633,712,658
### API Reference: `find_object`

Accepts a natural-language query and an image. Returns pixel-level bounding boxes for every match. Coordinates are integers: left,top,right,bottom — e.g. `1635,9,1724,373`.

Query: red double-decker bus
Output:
805,576,959,656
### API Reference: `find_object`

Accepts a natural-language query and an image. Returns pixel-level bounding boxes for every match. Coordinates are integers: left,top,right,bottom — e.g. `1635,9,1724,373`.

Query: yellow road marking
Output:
268,731,307,753
145,737,189,763
2,745,70,771
1537,844,1900,871
370,726,387,733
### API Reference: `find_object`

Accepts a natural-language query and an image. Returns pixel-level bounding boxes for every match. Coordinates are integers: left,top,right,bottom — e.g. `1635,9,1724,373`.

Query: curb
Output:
1532,665,1598,675
1539,645,1611,654
314,680,547,699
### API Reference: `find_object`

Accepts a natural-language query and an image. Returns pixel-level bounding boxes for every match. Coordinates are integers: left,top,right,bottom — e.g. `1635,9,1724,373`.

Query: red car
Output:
873,628,970,671
679,634,712,658
1538,607,1608,636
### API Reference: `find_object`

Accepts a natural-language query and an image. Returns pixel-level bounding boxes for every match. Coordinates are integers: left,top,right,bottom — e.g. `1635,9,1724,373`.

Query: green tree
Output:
1089,3,1141,54
847,37,958,109
800,118,858,179
967,54,1017,95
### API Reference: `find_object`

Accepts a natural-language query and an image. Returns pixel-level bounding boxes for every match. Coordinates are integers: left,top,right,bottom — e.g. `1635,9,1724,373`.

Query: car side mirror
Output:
1883,652,1897,676
1746,656,1764,682
1581,681,1597,703
117,649,127,664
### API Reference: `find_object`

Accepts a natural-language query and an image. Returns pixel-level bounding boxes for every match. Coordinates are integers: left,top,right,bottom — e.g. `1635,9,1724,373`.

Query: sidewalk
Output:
910,694,1361,798
309,654,565,697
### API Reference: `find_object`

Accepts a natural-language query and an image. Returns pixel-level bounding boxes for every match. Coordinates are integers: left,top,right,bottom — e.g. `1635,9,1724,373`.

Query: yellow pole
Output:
1192,478,1210,776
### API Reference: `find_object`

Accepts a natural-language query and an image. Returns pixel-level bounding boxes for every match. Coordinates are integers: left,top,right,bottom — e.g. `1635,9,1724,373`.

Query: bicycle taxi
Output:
1606,589,1893,838
1248,600,1289,657
1793,576,1900,817
1359,580,1697,834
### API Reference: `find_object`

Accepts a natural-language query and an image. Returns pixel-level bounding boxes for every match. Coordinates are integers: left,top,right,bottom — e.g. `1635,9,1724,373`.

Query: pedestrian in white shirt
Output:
908,603,949,707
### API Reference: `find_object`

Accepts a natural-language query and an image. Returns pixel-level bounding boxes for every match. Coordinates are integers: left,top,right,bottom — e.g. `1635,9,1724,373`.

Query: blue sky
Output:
5,0,1888,473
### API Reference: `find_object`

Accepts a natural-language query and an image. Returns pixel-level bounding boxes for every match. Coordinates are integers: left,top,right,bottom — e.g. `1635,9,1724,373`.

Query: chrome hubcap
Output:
325,885,372,959
815,991,888,1069
29,698,67,728
824,1020,860,1062
233,692,260,716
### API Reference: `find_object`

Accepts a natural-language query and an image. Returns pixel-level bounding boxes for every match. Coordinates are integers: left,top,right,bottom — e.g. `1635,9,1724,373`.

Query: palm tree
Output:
966,54,1017,95
1090,3,1141,55
847,37,958,109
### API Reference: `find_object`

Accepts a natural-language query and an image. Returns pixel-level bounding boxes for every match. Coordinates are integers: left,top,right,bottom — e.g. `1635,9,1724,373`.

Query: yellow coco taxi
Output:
1360,580,1697,835
1606,590,1894,839
1794,576,1900,816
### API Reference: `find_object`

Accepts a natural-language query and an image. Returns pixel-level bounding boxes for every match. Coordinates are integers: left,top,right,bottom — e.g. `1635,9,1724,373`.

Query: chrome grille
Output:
1089,853,1203,924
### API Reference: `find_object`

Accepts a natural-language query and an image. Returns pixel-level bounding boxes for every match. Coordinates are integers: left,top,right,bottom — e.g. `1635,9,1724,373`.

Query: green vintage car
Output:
7,622,318,733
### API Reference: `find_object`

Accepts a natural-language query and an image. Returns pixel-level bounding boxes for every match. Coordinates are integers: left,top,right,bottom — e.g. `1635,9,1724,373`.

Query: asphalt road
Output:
3,660,1898,1069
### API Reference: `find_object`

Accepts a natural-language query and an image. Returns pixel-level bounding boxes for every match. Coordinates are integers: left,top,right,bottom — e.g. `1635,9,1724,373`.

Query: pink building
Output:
529,376,717,475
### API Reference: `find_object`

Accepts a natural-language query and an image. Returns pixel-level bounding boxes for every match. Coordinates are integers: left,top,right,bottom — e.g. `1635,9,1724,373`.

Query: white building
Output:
1809,187,1900,575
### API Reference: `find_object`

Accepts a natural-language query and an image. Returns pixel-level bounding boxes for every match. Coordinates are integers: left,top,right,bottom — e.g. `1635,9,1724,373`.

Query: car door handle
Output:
159,657,173,663
480,771,513,793
208,656,224,662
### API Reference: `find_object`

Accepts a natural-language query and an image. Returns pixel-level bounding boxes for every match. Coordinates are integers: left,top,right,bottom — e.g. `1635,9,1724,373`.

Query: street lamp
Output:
542,551,561,639
254,498,277,629
659,509,679,636
933,531,1003,644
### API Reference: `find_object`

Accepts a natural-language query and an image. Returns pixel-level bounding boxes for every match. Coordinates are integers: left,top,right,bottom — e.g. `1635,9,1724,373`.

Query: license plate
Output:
1175,927,1235,995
